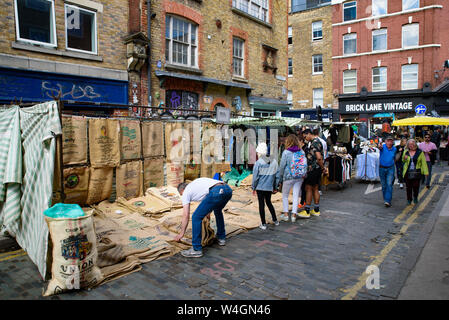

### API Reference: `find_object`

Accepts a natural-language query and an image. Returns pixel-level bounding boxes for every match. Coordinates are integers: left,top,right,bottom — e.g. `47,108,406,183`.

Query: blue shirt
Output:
379,143,396,167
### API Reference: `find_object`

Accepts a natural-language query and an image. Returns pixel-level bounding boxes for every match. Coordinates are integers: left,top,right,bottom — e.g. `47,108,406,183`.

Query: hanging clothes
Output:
0,106,22,237
337,126,351,143
356,151,380,181
18,101,62,279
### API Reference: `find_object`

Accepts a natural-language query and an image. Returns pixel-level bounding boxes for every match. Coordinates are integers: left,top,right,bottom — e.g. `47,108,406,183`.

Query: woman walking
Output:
252,142,280,230
278,135,307,222
395,138,407,189
402,139,429,205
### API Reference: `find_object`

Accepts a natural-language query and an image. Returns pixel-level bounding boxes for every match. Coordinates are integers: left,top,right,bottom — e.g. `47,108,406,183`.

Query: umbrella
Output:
392,116,449,126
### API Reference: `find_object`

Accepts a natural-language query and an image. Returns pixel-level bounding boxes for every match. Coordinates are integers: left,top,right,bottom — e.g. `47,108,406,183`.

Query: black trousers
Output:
405,177,421,201
300,182,306,205
256,190,277,224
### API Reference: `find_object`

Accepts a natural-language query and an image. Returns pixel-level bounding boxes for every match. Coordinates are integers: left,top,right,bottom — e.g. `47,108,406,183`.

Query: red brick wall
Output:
332,0,448,94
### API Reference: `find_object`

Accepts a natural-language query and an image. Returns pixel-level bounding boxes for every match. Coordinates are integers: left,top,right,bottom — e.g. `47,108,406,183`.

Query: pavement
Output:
0,165,448,300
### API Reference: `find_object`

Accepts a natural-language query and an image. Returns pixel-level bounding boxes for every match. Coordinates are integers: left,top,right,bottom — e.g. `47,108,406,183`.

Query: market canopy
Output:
392,116,449,126
215,116,322,127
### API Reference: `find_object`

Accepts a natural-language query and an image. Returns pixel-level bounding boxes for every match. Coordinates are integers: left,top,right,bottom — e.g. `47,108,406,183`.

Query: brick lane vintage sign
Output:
339,99,423,114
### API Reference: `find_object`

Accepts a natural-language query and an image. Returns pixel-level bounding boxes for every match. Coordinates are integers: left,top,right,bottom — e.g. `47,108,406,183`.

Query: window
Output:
402,23,419,48
343,1,357,22
165,16,198,67
65,4,97,54
288,26,292,45
233,0,269,23
372,0,387,16
343,70,357,93
313,88,323,109
14,0,56,46
343,33,357,55
312,55,323,74
287,90,293,103
402,64,418,90
372,67,387,91
233,37,245,77
312,21,323,41
288,58,293,76
372,29,387,51
254,109,276,117
291,0,331,12
403,0,419,11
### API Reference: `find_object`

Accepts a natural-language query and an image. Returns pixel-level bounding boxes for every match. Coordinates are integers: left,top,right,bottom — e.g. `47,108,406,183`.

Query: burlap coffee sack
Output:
200,162,215,178
62,166,89,205
184,155,201,181
143,157,164,189
62,116,88,165
142,121,164,157
165,122,189,162
89,118,120,168
116,160,143,200
117,194,171,217
86,167,113,205
43,213,103,296
145,186,182,209
92,200,133,219
161,216,215,247
119,120,142,160
209,216,246,239
113,213,158,231
166,161,184,187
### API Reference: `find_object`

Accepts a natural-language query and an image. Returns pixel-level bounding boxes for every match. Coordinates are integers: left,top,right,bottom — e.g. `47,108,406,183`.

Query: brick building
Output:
136,0,289,118
285,0,335,120
332,0,449,122
0,0,131,114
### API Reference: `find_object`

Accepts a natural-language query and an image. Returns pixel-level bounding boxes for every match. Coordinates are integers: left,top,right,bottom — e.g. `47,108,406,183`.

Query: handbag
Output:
407,169,421,180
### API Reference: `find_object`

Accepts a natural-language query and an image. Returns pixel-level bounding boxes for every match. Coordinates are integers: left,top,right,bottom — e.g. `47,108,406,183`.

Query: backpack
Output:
289,150,307,178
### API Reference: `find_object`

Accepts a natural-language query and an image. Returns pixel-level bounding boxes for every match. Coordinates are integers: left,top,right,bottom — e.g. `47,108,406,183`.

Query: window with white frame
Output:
233,37,245,77
343,1,357,22
312,21,323,41
165,16,198,67
313,88,323,109
233,0,269,23
403,0,419,11
343,33,357,55
372,67,387,91
372,28,387,51
312,55,323,74
287,90,293,103
14,0,56,47
288,26,293,45
402,64,418,90
402,23,419,48
343,70,357,93
65,4,97,54
372,0,387,16
288,58,293,76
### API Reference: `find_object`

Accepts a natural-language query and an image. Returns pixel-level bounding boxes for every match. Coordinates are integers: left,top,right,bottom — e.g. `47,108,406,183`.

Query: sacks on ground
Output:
43,212,103,296
166,161,184,187
143,158,164,189
62,116,88,165
62,166,90,205
119,120,141,160
161,216,215,247
117,194,171,217
145,186,183,209
113,213,158,231
239,174,253,187
86,167,113,205
116,160,143,200
89,118,120,168
92,200,133,219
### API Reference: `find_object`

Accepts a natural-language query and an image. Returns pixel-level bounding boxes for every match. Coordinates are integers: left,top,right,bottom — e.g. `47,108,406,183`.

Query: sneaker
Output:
259,224,267,230
274,220,280,226
400,183,404,189
311,209,321,217
181,248,203,258
298,203,305,210
217,238,226,246
297,210,310,219
280,214,289,222
407,200,412,205
384,202,391,207
413,198,418,204
291,214,296,223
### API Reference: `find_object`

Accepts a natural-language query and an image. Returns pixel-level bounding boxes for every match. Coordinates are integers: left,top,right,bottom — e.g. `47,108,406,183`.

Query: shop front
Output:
0,67,129,114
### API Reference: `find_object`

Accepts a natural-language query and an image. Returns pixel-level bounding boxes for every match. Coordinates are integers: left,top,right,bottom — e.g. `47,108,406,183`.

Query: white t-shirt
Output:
318,137,328,159
181,178,222,205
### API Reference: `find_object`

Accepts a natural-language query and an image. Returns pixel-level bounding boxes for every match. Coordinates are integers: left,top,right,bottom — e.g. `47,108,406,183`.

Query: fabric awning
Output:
213,116,322,127
392,116,449,126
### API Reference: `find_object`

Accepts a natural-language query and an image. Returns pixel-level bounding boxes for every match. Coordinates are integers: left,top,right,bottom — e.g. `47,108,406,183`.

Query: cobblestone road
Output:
1,166,448,300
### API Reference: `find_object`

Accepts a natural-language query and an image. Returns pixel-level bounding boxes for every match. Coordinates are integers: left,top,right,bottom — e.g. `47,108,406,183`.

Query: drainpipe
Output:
147,0,151,109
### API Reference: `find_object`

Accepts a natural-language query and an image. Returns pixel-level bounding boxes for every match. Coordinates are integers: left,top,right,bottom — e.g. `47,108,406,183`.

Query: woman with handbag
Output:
402,139,429,205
